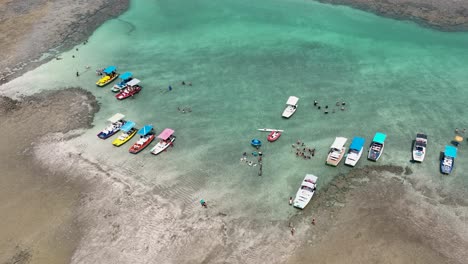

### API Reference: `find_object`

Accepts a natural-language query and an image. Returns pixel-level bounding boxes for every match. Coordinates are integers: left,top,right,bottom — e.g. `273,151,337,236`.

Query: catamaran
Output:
344,137,365,167
112,121,137,147
412,133,428,162
111,72,133,92
116,79,142,100
282,96,299,118
326,137,348,166
97,113,125,139
150,128,176,155
96,66,119,87
440,145,457,175
129,125,155,154
293,174,318,209
368,132,386,161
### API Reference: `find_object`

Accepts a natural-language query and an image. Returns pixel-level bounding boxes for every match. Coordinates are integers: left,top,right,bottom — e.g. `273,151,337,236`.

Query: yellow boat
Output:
112,121,137,147
96,66,119,87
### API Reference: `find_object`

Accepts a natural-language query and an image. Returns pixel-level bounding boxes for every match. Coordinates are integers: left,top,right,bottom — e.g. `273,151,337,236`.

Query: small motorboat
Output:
251,139,262,148
111,72,133,92
326,137,348,166
368,132,386,161
267,131,281,142
97,113,125,139
116,79,142,100
282,96,299,118
129,125,155,154
412,133,428,162
112,121,137,147
150,128,176,155
293,174,318,209
96,66,119,87
344,137,365,167
440,145,457,175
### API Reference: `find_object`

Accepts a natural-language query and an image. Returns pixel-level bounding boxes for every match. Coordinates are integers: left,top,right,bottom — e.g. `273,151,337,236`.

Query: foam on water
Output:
2,0,468,225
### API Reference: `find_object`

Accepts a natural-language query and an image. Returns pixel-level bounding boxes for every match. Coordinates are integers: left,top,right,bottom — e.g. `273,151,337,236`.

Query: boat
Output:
326,137,348,166
344,137,365,167
412,133,428,162
282,96,299,118
115,79,142,100
267,130,281,142
112,121,137,147
293,174,318,209
129,125,155,154
150,128,176,155
257,128,284,132
97,113,125,139
368,132,386,161
440,145,457,175
111,72,133,92
96,66,119,87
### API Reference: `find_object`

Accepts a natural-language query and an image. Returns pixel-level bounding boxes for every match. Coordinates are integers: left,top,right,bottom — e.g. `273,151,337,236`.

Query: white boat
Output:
293,174,318,210
412,133,427,162
257,128,284,132
150,128,176,155
326,137,348,166
282,96,299,118
345,137,365,167
97,113,125,139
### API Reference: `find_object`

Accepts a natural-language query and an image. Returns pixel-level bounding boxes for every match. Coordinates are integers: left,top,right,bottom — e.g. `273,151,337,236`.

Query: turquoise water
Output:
2,0,468,220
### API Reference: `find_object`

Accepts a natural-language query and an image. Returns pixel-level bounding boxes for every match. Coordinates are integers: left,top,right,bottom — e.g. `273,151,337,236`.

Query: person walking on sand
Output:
291,227,295,236
76,71,79,77
312,218,316,225
200,199,207,208
289,197,293,205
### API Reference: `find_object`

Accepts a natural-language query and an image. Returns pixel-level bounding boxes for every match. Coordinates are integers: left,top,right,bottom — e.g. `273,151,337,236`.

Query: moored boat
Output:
326,137,348,166
344,137,365,167
97,113,125,139
412,133,428,162
150,128,176,155
96,66,119,87
267,131,281,142
129,125,155,154
282,96,299,118
112,121,137,147
116,79,142,100
293,174,318,209
440,145,457,174
111,72,133,92
368,132,386,161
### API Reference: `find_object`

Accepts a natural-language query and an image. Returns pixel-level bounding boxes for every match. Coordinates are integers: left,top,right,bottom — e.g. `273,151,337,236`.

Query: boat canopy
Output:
108,113,125,123
103,66,117,74
138,125,153,136
286,96,299,106
445,145,457,158
126,78,141,86
331,137,347,150
157,128,174,140
373,132,387,144
349,137,365,151
119,72,132,80
120,121,135,132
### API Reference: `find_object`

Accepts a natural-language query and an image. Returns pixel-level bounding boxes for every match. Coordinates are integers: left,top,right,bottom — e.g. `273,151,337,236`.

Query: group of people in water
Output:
314,99,347,114
293,140,316,160
177,106,192,113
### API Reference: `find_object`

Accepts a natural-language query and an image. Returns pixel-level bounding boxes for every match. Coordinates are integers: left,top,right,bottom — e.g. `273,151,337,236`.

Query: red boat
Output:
129,125,155,154
267,131,281,142
116,79,142,100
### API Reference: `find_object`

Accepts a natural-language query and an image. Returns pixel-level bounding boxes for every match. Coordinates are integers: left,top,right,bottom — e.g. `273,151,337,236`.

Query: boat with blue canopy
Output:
150,128,176,155
129,125,155,154
440,145,457,174
111,72,133,92
96,65,119,87
368,132,386,161
112,121,137,147
345,137,365,167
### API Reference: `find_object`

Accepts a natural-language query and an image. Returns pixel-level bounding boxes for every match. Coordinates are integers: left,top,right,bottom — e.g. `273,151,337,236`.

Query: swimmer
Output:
314,100,318,106
341,106,345,111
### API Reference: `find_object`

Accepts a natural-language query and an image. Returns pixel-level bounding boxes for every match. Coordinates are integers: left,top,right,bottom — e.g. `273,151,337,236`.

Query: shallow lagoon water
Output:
2,0,468,221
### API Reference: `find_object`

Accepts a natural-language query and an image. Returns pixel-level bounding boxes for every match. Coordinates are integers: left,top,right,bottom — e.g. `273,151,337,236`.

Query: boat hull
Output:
412,151,425,162
96,74,119,87
97,128,120,139
326,148,345,166
112,129,137,147
282,107,296,118
293,174,318,210
344,148,363,167
440,156,454,174
150,137,175,155
368,143,384,161
267,131,281,142
129,135,155,154
116,86,142,100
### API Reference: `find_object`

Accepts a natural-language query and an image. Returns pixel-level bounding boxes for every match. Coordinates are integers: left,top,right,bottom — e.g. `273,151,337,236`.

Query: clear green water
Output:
2,0,468,219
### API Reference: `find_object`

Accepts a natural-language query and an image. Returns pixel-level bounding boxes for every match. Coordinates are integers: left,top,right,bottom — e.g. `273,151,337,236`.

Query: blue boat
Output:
112,72,133,92
367,132,386,161
251,139,262,148
345,137,365,166
440,145,457,174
